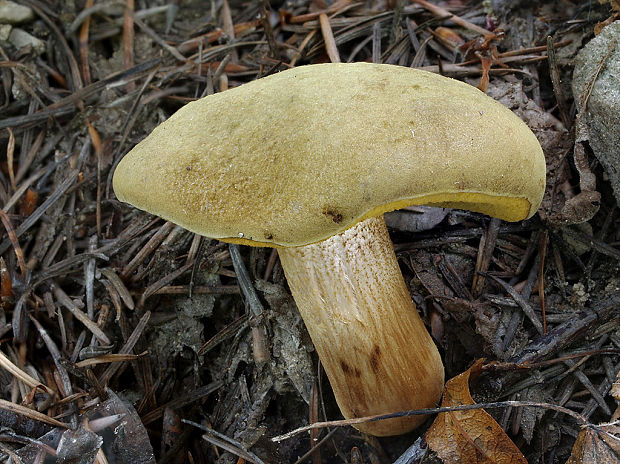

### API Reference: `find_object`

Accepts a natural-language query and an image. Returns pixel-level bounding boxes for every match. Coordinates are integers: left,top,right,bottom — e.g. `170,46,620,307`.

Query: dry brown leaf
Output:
0,257,13,310
19,188,38,216
566,422,620,464
426,359,527,464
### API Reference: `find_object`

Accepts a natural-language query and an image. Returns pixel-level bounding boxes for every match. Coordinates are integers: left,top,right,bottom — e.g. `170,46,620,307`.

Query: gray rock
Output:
0,0,34,24
385,206,448,233
8,27,45,54
572,21,620,206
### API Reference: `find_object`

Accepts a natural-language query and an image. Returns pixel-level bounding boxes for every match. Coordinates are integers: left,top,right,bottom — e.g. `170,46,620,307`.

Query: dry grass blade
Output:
177,20,260,54
123,0,136,91
78,0,95,85
292,428,339,464
0,59,161,131
5,127,16,192
0,210,27,280
547,35,571,129
142,381,223,425
0,171,79,255
410,0,491,37
137,261,193,307
130,12,186,62
271,399,588,442
0,399,67,429
288,0,354,23
229,244,269,362
3,167,46,212
52,285,111,345
471,217,501,297
29,316,74,401
99,268,135,310
183,419,265,464
320,13,341,62
482,272,544,335
100,311,150,385
197,315,248,356
0,351,52,394
309,382,322,464
120,221,175,280
149,284,240,295
75,352,145,368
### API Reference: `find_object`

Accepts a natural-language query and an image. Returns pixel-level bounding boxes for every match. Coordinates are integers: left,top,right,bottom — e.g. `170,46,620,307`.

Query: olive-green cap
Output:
113,63,546,247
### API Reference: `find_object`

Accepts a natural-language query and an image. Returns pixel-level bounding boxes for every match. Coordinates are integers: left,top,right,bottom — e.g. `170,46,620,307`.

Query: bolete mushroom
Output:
113,63,546,436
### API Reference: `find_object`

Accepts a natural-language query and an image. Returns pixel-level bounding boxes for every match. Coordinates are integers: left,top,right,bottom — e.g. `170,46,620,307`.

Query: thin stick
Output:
229,244,270,363
320,13,341,63
0,170,79,255
183,419,265,464
292,428,339,464
0,399,67,429
100,311,151,386
123,0,136,92
411,0,491,37
78,0,94,85
53,285,111,345
538,231,548,333
272,400,588,442
131,12,186,62
372,21,382,63
0,351,53,394
482,272,544,335
0,210,27,279
5,128,16,192
288,0,353,23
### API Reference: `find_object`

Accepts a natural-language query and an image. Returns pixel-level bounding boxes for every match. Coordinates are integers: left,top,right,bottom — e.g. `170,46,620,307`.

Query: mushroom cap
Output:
113,63,546,247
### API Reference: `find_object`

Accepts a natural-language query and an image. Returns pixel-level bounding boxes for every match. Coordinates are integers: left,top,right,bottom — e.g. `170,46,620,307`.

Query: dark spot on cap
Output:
264,232,274,240
323,207,343,224
369,345,381,373
186,166,191,171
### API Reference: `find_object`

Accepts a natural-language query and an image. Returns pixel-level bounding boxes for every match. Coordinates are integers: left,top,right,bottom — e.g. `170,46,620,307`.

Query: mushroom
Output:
113,63,546,436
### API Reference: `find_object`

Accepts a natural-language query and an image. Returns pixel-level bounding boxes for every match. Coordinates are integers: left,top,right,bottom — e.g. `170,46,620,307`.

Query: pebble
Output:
8,27,45,54
0,0,34,24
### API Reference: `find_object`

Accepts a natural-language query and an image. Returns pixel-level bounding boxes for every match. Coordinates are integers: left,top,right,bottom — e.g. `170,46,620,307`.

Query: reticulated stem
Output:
277,216,444,436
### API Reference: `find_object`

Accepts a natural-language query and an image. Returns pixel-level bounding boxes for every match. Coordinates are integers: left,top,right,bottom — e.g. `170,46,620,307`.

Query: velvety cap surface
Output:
113,63,546,247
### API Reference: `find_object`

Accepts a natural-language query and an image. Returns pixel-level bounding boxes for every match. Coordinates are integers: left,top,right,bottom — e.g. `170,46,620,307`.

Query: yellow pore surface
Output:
113,63,546,247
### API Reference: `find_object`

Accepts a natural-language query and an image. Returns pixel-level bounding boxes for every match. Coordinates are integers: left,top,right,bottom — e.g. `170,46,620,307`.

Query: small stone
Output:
0,0,34,24
0,23,11,41
385,206,448,233
8,27,45,54
572,21,620,207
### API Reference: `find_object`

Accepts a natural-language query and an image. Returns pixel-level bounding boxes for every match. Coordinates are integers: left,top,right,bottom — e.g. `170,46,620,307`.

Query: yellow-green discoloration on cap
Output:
113,62,546,247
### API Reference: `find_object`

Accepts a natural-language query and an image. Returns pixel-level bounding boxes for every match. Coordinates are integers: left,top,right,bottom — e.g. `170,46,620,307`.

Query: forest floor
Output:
0,0,619,463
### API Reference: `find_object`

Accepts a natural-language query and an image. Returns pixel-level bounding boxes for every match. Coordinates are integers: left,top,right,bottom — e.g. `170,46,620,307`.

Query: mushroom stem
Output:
277,216,444,436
